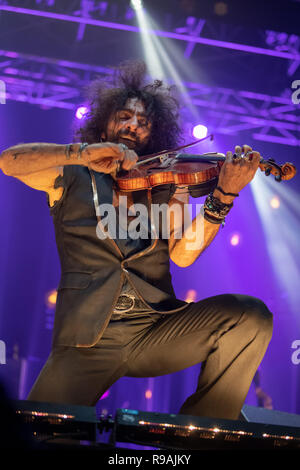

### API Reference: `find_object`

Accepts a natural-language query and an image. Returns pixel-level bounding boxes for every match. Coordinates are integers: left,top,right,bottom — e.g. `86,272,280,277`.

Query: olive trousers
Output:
28,293,273,420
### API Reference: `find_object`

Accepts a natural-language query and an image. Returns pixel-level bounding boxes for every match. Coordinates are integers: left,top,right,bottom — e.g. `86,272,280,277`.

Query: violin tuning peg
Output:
275,174,282,182
265,168,271,176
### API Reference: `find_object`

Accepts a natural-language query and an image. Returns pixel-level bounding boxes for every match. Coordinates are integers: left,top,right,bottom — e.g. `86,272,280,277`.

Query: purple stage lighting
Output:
192,124,208,139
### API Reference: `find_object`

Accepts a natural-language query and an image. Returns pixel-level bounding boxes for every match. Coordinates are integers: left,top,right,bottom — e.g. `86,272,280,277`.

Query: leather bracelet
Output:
204,192,233,219
204,210,225,227
216,186,239,197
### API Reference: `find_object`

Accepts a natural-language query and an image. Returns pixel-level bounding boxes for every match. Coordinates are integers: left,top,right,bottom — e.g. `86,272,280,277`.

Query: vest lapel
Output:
88,168,124,258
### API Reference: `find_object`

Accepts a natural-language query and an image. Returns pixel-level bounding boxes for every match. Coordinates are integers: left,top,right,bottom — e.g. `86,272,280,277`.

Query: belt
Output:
113,294,148,313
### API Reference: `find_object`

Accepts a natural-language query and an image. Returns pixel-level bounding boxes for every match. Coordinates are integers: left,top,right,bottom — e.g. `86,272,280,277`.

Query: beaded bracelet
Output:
204,192,233,219
203,210,225,226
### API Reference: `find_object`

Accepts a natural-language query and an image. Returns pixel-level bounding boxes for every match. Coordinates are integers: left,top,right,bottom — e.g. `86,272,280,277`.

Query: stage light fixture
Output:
46,289,57,306
270,196,280,209
130,0,143,11
230,233,240,246
184,289,197,303
192,124,208,139
75,106,88,120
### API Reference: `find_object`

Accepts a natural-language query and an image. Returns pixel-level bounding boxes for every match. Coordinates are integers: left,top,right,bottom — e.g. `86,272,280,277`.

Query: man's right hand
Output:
0,141,139,207
82,142,138,174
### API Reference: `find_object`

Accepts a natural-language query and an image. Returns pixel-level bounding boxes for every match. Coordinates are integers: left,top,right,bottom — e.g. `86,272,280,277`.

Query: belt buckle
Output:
114,294,135,313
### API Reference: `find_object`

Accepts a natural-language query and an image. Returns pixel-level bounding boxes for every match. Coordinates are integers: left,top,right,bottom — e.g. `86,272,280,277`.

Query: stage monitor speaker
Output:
112,408,300,450
241,405,300,428
12,400,98,443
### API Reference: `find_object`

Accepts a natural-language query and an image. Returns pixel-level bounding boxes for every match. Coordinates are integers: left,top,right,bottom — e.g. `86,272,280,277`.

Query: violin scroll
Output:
279,162,297,181
259,158,297,182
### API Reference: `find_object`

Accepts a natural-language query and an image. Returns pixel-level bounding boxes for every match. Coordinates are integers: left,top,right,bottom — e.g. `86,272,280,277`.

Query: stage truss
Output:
0,1,299,146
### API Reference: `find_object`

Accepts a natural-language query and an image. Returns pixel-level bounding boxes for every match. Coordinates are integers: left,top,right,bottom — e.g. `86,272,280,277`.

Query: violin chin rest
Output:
188,177,218,198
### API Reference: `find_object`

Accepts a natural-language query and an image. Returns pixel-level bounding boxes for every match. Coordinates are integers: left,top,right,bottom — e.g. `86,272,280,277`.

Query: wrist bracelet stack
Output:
203,190,235,227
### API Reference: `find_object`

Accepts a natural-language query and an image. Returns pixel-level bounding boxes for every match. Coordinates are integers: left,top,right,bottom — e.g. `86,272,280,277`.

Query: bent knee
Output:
235,294,273,333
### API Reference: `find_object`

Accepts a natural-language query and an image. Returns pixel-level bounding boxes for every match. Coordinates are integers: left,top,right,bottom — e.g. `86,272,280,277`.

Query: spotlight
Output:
130,0,143,11
75,106,88,120
185,289,197,303
145,389,152,399
270,196,280,209
192,124,208,139
230,233,240,246
46,289,57,307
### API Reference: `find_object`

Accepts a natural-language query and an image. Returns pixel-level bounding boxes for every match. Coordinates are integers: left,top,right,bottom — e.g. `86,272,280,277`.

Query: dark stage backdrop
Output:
0,99,299,423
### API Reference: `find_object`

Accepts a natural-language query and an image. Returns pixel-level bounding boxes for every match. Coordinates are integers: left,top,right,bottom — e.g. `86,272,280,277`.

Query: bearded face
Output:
102,98,152,154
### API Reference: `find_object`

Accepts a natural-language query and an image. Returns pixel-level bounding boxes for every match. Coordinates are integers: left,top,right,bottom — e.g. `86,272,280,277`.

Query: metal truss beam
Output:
185,82,300,146
0,49,299,146
1,4,300,63
0,49,112,109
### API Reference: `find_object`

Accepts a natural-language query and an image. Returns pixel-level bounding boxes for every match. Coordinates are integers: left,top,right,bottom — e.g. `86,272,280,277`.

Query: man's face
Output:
102,98,152,154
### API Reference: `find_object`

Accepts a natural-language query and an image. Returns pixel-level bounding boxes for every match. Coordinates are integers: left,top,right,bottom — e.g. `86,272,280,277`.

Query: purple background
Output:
0,2,299,438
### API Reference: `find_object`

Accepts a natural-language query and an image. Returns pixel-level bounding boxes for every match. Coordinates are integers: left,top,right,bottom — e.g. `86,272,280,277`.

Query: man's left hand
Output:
217,144,261,196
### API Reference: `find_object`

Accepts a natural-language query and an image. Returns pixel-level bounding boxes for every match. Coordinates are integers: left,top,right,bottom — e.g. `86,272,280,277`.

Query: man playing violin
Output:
0,61,273,420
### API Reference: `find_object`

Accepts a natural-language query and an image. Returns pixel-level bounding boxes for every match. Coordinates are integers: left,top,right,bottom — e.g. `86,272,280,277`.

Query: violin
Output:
115,135,297,196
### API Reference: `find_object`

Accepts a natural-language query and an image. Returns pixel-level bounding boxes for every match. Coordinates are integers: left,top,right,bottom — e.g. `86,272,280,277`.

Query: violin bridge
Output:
159,154,173,168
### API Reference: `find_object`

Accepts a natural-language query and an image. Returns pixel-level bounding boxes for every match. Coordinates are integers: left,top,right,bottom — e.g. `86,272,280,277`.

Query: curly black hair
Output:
73,60,183,155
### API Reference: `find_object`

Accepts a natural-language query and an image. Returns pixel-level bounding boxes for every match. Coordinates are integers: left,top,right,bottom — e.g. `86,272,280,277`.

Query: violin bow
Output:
133,133,296,181
135,134,214,167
